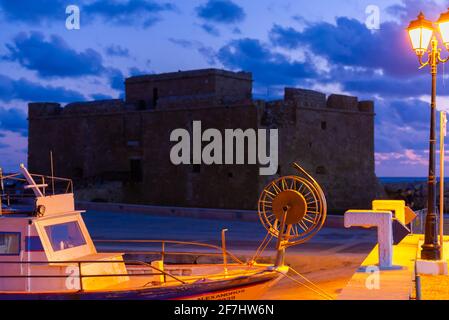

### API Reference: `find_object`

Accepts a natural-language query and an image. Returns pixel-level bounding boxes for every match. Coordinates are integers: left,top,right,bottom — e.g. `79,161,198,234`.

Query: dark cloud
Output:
168,38,194,48
129,67,152,76
90,93,114,100
0,74,85,103
232,27,242,35
201,23,221,36
389,99,429,129
323,66,434,99
342,75,444,99
269,25,302,49
198,46,217,65
269,18,418,78
106,68,125,92
260,0,448,159
83,0,175,28
196,0,245,24
4,32,105,78
106,67,153,96
386,0,445,23
0,0,68,24
169,38,217,64
4,32,138,94
217,38,316,86
105,45,130,57
0,107,28,136
375,99,429,153
0,0,174,28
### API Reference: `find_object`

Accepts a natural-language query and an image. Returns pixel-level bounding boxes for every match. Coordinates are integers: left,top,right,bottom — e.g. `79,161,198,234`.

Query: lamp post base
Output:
421,209,441,260
416,258,447,275
421,243,441,260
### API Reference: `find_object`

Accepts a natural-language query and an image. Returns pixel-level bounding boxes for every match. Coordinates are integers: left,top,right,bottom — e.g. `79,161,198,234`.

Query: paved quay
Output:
338,234,420,300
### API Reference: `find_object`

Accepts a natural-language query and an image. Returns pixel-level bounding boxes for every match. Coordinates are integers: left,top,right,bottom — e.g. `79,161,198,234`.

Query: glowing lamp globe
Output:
438,9,449,49
407,12,434,56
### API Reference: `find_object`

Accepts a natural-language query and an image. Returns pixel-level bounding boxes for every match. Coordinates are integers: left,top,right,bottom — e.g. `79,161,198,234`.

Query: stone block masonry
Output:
28,68,379,212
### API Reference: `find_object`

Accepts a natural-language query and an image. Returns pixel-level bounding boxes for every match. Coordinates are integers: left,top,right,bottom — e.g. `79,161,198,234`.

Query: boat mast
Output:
274,206,289,267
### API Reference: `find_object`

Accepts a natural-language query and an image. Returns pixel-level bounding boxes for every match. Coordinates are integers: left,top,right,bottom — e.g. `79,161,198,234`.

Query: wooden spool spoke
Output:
258,174,326,245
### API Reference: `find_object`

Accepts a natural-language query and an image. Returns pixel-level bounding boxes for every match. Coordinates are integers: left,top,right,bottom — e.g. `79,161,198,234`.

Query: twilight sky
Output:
0,0,449,176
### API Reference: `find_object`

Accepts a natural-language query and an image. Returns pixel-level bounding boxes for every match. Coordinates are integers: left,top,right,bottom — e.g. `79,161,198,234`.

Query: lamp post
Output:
407,10,449,260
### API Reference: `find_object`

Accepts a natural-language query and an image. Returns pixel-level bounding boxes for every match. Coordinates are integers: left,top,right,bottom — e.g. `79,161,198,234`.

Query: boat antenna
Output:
50,150,55,195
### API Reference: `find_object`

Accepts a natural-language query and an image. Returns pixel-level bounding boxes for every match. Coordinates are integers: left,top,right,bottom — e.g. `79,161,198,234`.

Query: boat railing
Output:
93,239,245,265
0,171,73,200
0,259,187,291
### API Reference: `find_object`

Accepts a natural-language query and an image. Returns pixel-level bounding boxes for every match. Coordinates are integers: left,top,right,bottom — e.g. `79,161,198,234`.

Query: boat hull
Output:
0,269,283,300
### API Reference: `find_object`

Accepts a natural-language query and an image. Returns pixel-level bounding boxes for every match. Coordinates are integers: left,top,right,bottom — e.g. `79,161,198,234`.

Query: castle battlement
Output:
28,102,62,118
126,68,252,83
125,68,253,110
28,69,373,118
284,88,373,113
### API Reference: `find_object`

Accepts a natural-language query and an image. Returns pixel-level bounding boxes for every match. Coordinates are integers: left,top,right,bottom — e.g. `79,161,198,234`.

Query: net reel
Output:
257,163,327,266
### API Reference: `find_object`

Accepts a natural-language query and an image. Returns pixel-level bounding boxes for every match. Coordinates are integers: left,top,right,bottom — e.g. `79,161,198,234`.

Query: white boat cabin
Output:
0,165,128,292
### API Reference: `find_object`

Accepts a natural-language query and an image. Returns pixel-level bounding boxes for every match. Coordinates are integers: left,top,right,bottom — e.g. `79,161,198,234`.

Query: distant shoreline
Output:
379,177,449,184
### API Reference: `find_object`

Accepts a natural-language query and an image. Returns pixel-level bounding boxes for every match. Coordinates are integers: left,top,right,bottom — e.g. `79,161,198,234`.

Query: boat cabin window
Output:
44,221,86,252
0,232,20,255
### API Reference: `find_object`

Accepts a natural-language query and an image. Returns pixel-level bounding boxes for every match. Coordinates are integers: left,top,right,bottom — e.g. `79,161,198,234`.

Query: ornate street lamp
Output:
407,10,449,260
438,10,449,49
408,12,433,56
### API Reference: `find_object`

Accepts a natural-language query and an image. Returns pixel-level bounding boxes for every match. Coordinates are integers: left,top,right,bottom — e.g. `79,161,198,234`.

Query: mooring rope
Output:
275,267,335,300
288,267,335,300
250,232,273,263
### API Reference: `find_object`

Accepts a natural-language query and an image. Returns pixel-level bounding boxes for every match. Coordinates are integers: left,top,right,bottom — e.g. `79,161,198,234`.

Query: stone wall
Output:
28,68,378,212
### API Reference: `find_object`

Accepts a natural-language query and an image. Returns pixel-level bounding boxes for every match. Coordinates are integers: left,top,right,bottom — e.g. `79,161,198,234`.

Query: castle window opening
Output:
153,87,159,108
129,159,143,182
316,166,327,175
138,100,146,110
127,140,140,147
321,121,327,130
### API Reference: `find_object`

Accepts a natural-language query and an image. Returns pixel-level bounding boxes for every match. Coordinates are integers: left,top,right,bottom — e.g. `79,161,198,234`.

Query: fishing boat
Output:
0,163,327,300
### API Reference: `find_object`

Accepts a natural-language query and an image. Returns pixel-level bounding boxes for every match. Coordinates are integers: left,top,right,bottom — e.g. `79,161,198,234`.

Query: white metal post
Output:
26,221,31,292
440,111,447,259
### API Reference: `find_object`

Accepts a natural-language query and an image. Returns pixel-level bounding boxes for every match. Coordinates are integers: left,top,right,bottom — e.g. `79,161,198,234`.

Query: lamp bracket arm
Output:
438,51,449,64
418,54,430,69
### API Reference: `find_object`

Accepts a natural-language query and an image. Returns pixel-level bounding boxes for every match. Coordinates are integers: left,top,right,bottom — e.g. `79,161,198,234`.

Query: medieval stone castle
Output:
28,68,378,212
